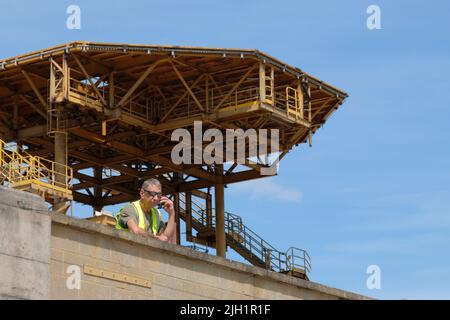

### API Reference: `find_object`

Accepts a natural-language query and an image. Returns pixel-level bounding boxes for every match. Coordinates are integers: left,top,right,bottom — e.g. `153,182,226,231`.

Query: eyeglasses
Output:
142,189,163,198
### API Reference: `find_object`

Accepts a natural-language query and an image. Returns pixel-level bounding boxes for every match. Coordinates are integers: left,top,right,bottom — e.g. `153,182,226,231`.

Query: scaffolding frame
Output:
0,42,348,278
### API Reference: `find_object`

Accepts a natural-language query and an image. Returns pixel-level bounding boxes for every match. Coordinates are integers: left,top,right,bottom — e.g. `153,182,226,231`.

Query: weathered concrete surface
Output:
0,186,50,299
51,214,372,300
0,185,371,300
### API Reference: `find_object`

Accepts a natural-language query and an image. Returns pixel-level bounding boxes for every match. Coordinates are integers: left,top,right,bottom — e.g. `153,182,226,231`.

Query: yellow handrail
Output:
178,191,312,276
286,86,300,119
0,138,73,199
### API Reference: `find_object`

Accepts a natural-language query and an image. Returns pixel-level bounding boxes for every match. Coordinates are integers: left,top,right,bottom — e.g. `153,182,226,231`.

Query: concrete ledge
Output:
0,186,48,213
0,186,51,300
51,213,372,300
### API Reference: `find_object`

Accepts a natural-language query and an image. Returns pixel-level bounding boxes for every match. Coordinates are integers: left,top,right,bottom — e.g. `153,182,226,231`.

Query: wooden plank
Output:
84,265,152,288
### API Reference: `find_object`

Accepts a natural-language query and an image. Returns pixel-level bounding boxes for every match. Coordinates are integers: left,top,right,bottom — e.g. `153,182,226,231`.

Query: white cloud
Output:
228,178,302,203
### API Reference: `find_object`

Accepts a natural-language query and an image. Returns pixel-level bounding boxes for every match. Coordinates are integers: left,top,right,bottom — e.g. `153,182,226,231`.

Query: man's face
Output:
140,184,162,209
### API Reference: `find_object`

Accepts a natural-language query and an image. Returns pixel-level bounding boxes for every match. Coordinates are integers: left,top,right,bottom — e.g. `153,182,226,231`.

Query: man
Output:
115,178,177,244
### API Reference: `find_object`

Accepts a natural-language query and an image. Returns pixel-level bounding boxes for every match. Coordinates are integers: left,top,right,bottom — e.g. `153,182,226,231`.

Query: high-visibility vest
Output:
115,200,161,235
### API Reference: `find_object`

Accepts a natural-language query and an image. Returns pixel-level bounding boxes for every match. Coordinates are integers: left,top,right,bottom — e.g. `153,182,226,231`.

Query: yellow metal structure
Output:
0,138,73,204
0,42,347,208
286,86,301,119
86,214,116,227
0,42,347,274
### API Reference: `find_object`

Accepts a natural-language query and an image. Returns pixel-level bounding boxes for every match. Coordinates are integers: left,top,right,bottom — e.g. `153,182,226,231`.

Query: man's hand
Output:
127,218,168,241
127,218,153,237
159,196,174,215
155,234,169,242
156,196,176,244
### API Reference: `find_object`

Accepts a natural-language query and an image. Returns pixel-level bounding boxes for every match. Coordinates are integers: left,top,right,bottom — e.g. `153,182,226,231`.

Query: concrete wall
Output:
51,214,370,300
0,186,370,300
0,186,51,299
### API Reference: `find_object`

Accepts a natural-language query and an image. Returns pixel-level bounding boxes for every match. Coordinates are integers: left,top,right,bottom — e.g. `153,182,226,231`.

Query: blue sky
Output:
1,0,449,299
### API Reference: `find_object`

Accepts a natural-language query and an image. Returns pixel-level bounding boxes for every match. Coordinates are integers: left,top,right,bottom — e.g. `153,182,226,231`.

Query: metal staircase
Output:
178,192,312,280
0,138,73,207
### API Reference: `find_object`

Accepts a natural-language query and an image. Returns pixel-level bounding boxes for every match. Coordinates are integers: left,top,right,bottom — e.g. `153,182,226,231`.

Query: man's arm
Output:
160,196,176,241
127,219,157,239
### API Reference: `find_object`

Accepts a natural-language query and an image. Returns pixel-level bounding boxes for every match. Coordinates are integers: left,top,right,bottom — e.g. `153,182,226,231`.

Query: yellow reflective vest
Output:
115,200,161,235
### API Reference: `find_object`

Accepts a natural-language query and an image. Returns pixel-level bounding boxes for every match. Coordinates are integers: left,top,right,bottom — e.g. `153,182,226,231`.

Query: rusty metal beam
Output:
116,59,169,108
21,69,47,109
170,61,204,112
68,127,216,182
73,55,108,107
159,74,205,122
212,64,258,112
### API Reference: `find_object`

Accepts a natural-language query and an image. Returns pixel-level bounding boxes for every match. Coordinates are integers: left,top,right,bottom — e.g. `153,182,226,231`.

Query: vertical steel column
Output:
215,164,226,258
186,191,192,242
93,166,103,214
109,72,115,109
53,54,69,214
173,172,182,245
206,189,212,228
307,82,312,146
63,53,69,101
259,62,266,103
205,75,209,113
174,192,181,245
270,66,275,104
53,132,67,213
13,96,18,130
297,80,304,119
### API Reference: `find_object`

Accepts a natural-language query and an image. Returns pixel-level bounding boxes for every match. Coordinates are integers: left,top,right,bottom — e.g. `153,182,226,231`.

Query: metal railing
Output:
210,86,260,110
0,139,73,198
65,78,307,124
178,193,312,276
68,78,105,106
286,246,312,274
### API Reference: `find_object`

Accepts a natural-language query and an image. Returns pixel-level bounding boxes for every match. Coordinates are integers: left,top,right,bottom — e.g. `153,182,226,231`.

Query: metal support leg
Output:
215,164,226,258
53,132,68,213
